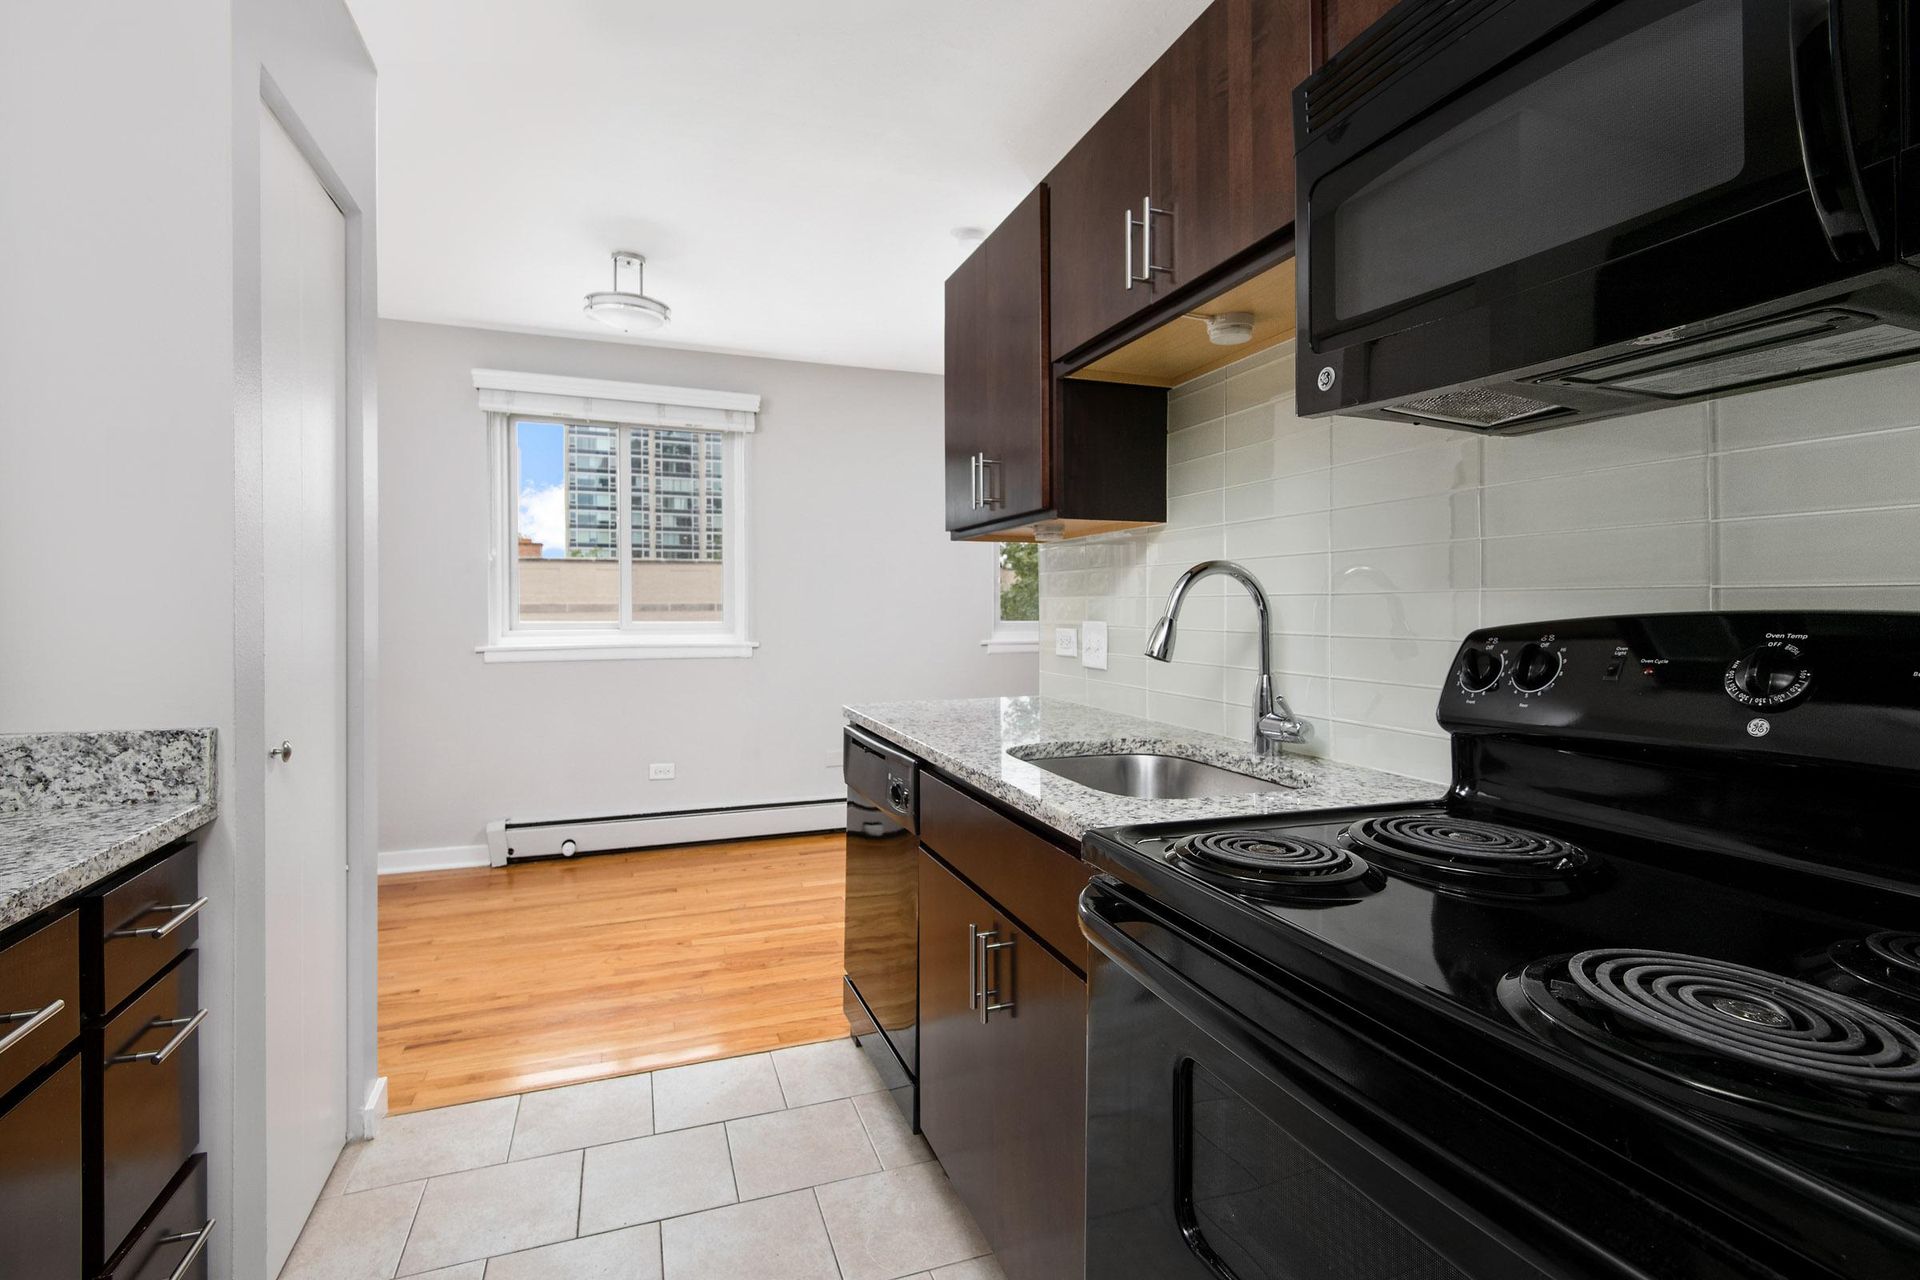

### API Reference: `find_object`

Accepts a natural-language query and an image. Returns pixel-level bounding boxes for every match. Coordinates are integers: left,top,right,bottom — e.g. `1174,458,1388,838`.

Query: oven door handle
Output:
1787,0,1881,261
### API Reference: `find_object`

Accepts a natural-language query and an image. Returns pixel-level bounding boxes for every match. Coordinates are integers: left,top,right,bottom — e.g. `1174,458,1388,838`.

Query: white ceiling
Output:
346,0,1211,374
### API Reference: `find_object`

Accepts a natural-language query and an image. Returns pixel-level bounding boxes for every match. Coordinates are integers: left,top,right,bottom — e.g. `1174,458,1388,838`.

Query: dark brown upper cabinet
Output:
945,186,1049,532
1047,0,1312,364
945,185,1166,543
1152,0,1310,293
1045,78,1153,364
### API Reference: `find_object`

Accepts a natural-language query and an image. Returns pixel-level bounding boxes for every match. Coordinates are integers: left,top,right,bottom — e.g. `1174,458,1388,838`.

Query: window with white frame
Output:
986,541,1040,652
475,370,757,660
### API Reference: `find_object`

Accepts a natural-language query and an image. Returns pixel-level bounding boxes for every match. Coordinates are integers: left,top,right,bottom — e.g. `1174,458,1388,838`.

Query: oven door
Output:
1080,878,1753,1280
1296,0,1909,423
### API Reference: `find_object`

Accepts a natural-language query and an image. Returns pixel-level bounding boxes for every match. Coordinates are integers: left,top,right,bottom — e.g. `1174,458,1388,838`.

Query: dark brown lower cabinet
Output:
918,851,1086,1280
0,1055,84,1280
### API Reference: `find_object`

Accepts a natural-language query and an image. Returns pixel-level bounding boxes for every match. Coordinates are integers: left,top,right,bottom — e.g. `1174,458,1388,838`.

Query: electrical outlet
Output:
648,763,675,781
1054,627,1078,657
1081,620,1109,671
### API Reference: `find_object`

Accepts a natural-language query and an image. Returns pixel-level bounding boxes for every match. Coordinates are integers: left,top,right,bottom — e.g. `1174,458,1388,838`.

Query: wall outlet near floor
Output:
648,763,675,780
1080,621,1109,671
1054,627,1078,657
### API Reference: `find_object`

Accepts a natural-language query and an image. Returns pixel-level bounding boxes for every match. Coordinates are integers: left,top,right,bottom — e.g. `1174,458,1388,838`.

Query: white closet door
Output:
259,103,349,1278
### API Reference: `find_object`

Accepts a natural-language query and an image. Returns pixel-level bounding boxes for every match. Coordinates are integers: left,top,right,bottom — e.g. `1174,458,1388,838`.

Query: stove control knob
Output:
1725,644,1812,709
1457,647,1504,695
1511,643,1563,695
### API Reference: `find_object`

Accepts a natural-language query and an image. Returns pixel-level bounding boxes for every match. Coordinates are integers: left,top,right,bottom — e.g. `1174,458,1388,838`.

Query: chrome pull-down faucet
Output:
1146,560,1310,755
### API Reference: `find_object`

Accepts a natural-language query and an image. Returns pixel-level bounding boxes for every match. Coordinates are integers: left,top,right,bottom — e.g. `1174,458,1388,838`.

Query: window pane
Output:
998,543,1038,623
515,420,616,624
629,427,725,621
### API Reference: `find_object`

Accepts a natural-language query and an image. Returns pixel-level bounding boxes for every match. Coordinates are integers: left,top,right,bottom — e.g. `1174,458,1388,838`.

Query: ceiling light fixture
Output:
584,251,671,333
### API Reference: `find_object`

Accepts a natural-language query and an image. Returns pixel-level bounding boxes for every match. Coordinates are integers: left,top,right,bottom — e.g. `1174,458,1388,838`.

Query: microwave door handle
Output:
1787,0,1881,261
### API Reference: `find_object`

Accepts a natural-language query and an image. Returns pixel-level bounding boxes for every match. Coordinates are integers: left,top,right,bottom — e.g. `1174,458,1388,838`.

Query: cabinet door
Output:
1047,76,1154,360
983,916,1087,1280
1318,0,1401,64
916,851,1002,1244
0,1055,83,1280
1152,0,1311,291
944,185,1049,531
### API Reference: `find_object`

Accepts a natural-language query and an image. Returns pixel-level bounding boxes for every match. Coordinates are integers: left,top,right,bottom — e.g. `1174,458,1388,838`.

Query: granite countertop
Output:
844,697,1441,840
0,729,218,931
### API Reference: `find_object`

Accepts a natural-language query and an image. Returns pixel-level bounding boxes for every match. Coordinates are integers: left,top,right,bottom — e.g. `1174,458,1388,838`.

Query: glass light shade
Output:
584,292,671,333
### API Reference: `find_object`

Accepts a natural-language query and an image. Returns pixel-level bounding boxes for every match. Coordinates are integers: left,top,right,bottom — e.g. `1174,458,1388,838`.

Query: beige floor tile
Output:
659,1189,840,1280
346,1095,519,1191
769,1038,885,1107
726,1098,879,1199
280,1180,424,1280
485,1223,663,1280
395,1150,581,1275
814,1163,991,1280
511,1072,655,1160
402,1266,485,1280
318,1140,367,1198
578,1124,737,1234
934,1257,1006,1279
652,1053,786,1131
850,1090,933,1169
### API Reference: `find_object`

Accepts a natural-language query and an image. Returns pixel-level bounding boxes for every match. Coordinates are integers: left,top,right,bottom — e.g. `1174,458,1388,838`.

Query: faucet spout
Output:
1145,560,1310,755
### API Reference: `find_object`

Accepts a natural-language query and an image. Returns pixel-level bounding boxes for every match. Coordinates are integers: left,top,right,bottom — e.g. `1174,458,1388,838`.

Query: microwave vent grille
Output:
1303,0,1514,137
1391,386,1566,429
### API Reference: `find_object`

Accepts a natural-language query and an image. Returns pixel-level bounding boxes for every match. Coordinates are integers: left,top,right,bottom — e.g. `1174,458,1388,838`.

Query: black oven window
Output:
1182,1062,1467,1280
1330,0,1745,323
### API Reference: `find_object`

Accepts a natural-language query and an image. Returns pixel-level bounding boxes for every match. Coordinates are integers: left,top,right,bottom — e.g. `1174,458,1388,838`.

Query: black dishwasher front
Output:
843,726,918,1127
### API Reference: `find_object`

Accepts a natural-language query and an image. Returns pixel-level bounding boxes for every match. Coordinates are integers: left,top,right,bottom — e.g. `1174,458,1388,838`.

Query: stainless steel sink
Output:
1022,752,1289,799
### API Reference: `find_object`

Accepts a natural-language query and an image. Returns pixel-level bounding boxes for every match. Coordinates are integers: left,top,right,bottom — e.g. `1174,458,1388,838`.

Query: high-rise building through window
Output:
562,423,723,561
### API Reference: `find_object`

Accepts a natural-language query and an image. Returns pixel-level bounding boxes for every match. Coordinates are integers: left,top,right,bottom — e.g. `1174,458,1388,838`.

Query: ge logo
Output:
1316,367,1337,392
1746,718,1771,738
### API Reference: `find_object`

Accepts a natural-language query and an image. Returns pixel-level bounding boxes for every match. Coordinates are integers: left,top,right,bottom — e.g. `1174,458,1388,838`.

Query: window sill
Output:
981,632,1040,655
477,637,758,663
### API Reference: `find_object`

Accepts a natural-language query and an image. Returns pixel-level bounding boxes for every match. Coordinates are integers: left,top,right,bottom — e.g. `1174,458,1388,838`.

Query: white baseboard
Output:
377,843,491,876
358,1076,389,1139
487,799,842,866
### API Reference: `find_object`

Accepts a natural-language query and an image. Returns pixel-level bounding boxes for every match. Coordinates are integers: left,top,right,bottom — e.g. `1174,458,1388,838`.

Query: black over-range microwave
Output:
1293,0,1920,432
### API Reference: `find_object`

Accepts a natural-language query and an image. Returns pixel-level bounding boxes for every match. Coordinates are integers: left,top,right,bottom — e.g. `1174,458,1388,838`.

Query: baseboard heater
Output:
484,798,842,867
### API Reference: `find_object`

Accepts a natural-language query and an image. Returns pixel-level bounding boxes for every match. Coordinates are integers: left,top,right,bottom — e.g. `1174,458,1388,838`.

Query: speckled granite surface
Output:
0,730,217,930
844,698,1441,841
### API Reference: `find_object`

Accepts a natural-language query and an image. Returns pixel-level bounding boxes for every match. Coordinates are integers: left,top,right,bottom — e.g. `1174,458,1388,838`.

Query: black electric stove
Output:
1080,613,1920,1280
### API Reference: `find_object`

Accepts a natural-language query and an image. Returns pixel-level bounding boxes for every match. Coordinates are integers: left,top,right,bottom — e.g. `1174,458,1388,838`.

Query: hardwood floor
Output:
378,832,849,1113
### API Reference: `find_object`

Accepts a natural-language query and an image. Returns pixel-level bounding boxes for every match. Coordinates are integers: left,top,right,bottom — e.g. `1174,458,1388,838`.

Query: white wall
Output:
1,2,378,1276
378,320,1034,860
1040,341,1920,783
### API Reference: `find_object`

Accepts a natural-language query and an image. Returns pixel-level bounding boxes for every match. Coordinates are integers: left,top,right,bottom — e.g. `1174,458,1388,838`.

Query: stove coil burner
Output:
1502,949,1920,1151
1821,931,1920,1012
1170,831,1380,902
1342,813,1590,896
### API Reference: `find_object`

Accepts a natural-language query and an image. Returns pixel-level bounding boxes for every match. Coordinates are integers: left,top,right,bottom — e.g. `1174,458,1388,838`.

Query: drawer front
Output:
94,845,201,1015
0,1054,83,1280
99,952,202,1260
102,1154,210,1280
0,909,81,1097
918,773,1092,972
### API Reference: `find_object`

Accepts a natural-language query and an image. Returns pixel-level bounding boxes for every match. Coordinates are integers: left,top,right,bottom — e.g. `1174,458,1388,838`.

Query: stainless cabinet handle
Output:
269,739,294,762
112,1008,208,1066
981,933,1015,1023
158,1219,217,1280
110,896,208,940
969,453,981,510
1141,196,1171,281
968,924,985,1012
979,457,1001,508
0,999,65,1057
1125,205,1138,289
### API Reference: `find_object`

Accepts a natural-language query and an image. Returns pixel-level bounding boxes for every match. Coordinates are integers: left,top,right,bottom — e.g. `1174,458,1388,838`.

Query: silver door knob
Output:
269,740,294,762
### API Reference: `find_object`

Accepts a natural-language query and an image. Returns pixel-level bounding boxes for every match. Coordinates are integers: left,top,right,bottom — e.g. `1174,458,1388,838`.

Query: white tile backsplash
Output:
1040,342,1920,784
